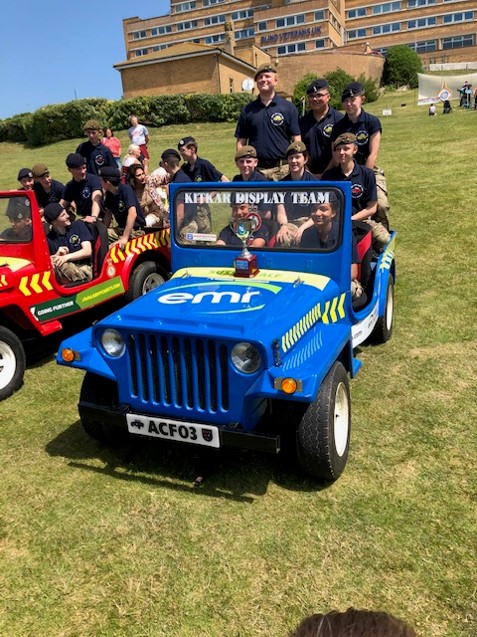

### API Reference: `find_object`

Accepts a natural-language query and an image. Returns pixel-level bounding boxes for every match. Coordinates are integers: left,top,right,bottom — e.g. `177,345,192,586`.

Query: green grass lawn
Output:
0,90,476,637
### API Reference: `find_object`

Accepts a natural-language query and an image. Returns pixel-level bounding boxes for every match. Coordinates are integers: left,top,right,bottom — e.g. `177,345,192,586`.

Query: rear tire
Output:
372,275,394,344
296,362,350,481
0,327,26,402
125,261,168,303
80,372,122,443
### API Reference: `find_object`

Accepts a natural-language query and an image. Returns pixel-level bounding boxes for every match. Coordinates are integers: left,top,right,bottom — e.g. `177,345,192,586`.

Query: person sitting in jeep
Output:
44,203,93,284
216,200,269,248
0,197,32,242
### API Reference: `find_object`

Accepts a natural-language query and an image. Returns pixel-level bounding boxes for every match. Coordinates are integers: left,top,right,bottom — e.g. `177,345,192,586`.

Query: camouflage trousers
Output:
257,163,289,181
363,218,391,252
107,227,145,245
373,166,390,230
54,261,92,284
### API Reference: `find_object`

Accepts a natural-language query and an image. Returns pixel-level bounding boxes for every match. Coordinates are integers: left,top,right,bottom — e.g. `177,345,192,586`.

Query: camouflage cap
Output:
32,163,49,178
235,145,257,161
333,133,358,150
83,119,102,131
285,141,307,157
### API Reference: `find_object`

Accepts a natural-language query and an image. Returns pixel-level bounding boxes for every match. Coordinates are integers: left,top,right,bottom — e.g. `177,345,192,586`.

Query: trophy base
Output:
234,252,259,278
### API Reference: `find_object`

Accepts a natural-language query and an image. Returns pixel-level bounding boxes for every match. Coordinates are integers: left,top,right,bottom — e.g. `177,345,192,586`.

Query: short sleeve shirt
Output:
128,124,149,146
321,163,377,215
181,157,223,182
299,107,344,174
330,110,382,165
105,184,145,228
235,94,301,162
218,222,269,247
47,220,92,260
280,170,317,220
63,174,102,218
76,141,116,176
33,179,65,209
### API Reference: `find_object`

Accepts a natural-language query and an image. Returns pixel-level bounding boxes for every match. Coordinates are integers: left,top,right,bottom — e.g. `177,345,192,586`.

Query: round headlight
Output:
231,342,261,374
101,329,125,357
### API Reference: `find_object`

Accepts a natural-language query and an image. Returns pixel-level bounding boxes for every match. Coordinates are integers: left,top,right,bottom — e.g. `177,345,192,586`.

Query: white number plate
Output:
126,414,220,448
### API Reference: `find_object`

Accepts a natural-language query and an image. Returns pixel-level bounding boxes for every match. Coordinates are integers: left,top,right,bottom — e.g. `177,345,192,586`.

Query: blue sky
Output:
0,1,170,119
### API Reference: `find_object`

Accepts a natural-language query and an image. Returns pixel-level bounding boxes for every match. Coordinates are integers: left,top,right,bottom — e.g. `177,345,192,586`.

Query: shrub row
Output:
0,93,252,147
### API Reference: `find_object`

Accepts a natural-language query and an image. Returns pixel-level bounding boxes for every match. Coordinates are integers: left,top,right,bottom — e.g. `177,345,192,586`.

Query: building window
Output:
174,1,196,13
132,30,147,40
277,42,306,55
315,39,325,49
314,10,325,20
408,39,437,52
204,14,225,24
236,28,255,39
135,48,149,56
442,34,474,49
372,2,401,14
276,14,305,28
229,78,234,93
373,22,401,35
408,16,436,28
203,0,224,5
177,20,198,30
257,21,267,31
348,28,367,39
204,33,225,44
231,9,254,20
347,7,366,18
407,0,435,6
443,11,474,24
151,25,172,36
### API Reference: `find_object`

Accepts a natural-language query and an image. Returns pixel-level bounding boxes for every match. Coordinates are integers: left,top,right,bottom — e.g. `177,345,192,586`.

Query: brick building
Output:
115,0,477,97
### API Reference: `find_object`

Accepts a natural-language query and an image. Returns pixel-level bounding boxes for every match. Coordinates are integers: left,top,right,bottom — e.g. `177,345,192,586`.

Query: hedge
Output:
0,93,253,147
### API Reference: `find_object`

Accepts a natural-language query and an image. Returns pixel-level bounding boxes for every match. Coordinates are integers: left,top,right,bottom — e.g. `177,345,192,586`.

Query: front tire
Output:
125,261,168,303
0,327,26,401
79,372,122,443
372,274,394,344
296,362,350,481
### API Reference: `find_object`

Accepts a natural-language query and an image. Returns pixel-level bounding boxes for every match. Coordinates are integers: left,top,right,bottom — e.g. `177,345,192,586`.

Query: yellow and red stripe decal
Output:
19,271,54,297
109,229,170,264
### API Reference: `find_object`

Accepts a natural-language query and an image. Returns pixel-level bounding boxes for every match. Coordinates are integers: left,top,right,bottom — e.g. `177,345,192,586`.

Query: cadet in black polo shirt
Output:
76,119,116,176
177,136,229,182
299,79,344,177
32,163,65,216
216,201,269,248
99,166,145,250
235,63,301,180
61,153,103,222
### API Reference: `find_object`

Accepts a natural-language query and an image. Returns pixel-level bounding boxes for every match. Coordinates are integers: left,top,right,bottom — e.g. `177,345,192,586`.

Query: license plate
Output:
126,414,220,448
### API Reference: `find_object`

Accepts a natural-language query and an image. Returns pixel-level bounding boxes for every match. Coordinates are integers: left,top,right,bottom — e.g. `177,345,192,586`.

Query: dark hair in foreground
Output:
289,608,417,637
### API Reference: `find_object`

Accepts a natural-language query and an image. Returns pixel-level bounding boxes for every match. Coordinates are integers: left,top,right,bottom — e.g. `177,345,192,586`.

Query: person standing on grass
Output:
61,153,103,223
32,163,65,218
76,120,116,177
299,79,344,178
330,82,390,230
128,115,149,172
235,63,301,180
178,136,229,182
102,128,122,169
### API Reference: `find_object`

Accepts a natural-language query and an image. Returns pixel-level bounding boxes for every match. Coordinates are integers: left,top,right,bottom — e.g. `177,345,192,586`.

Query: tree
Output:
383,45,423,88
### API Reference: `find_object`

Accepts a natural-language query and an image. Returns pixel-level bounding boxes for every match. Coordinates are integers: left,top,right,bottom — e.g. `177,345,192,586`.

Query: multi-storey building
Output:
115,0,477,97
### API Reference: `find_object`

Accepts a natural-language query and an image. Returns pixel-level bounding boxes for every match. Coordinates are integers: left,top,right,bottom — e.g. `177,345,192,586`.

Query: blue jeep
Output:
57,182,395,481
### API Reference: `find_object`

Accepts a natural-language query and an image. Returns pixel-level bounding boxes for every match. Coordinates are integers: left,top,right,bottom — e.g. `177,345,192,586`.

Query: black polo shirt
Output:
330,109,382,165
181,157,223,182
235,94,301,162
104,184,145,229
218,222,269,247
280,170,317,221
299,107,344,174
321,163,377,216
33,179,65,209
63,174,102,218
76,141,116,176
46,221,92,261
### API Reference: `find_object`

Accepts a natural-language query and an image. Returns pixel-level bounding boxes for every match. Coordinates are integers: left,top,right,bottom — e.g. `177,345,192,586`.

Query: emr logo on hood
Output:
157,281,282,314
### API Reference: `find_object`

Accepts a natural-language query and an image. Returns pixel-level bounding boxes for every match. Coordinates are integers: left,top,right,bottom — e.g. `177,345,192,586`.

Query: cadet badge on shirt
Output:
118,201,126,212
323,124,334,138
95,154,105,166
356,130,369,145
82,186,91,199
351,183,365,198
69,234,81,246
271,112,285,126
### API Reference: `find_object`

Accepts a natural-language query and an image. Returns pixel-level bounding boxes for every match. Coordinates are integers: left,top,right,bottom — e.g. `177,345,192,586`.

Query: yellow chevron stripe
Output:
19,277,31,296
42,271,53,291
30,273,43,294
337,293,345,319
329,296,338,323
